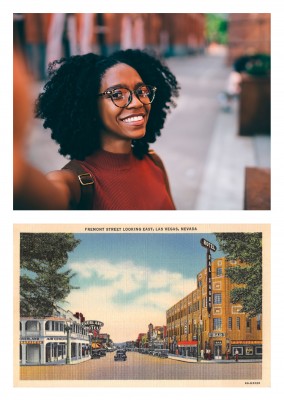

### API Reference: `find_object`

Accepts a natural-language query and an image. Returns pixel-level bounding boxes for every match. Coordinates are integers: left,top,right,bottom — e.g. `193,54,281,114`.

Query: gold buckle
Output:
78,173,94,186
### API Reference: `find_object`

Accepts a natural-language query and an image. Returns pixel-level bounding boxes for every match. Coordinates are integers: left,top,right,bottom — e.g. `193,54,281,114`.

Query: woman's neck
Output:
100,137,132,154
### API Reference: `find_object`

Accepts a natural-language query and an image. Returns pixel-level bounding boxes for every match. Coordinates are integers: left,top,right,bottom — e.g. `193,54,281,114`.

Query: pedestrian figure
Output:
14,49,180,210
235,349,239,362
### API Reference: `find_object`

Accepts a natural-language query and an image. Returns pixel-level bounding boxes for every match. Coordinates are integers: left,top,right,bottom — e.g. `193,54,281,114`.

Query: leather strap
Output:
62,160,94,210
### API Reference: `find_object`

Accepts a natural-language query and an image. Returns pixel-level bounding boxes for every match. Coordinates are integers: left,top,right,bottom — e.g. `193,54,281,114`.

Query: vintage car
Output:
99,348,107,357
91,349,101,359
158,349,169,358
114,349,127,361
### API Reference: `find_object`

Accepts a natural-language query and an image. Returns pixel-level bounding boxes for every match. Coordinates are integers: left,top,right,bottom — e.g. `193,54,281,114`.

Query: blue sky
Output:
65,232,225,342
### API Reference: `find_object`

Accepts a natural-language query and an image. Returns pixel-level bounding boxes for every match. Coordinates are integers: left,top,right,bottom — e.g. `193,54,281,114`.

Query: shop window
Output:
213,318,222,330
232,346,243,355
245,346,253,356
255,346,262,355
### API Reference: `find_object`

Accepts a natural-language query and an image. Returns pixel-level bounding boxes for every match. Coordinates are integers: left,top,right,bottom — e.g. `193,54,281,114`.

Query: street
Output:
20,351,262,381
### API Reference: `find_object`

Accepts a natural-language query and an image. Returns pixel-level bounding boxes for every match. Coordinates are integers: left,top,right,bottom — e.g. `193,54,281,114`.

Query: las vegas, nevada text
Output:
84,226,198,232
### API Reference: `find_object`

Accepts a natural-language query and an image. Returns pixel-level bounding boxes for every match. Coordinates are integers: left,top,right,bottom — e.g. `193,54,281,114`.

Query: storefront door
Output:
214,341,222,359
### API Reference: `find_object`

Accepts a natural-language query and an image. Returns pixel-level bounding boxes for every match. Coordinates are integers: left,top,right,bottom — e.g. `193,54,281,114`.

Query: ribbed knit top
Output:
79,149,175,210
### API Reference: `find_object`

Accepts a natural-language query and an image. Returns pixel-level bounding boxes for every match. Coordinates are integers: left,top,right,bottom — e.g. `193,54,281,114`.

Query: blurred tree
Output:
206,14,228,45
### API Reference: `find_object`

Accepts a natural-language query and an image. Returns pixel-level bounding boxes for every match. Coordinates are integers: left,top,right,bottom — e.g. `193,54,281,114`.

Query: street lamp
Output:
64,321,73,364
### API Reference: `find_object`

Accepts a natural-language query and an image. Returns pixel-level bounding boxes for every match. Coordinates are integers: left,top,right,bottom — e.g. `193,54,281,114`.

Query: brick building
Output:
227,13,271,65
166,257,262,360
91,13,206,56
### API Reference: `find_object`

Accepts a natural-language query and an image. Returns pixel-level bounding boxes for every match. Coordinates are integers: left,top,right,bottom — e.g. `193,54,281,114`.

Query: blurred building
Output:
166,257,262,360
227,13,271,65
14,13,206,81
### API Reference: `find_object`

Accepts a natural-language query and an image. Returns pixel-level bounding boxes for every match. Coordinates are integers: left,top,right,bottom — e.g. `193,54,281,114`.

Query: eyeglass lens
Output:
111,85,155,107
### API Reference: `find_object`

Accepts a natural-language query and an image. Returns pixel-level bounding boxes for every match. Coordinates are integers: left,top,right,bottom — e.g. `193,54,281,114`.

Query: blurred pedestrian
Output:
15,49,179,210
235,349,239,362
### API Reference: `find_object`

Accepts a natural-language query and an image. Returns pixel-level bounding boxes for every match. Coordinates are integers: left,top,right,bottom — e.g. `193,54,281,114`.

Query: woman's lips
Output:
121,115,146,126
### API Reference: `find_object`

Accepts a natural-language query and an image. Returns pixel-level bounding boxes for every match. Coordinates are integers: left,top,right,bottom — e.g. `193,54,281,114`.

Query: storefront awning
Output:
178,340,197,346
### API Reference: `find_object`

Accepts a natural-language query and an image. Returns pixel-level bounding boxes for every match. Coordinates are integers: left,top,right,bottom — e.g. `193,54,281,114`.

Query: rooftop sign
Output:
200,238,217,252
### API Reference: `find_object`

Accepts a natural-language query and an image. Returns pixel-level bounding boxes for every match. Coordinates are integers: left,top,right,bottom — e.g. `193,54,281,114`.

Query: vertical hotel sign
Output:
200,238,217,317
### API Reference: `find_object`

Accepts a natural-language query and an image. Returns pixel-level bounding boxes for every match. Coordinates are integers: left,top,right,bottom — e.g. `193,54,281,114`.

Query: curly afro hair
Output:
35,49,180,160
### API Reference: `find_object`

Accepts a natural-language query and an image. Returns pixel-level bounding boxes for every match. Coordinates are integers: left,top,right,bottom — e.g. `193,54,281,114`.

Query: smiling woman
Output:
14,49,180,210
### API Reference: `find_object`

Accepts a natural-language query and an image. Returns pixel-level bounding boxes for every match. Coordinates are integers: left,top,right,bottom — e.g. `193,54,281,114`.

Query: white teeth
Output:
123,116,143,123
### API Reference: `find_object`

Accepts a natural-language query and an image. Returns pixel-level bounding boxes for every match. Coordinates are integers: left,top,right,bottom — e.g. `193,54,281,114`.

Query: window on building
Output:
257,314,262,330
236,317,241,330
228,317,232,330
246,318,251,332
213,318,222,330
213,293,222,304
26,320,40,332
255,346,262,355
216,267,222,276
232,346,243,355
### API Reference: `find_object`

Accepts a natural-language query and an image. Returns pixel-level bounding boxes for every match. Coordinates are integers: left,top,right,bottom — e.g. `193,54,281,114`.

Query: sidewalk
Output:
168,354,262,363
154,54,270,210
194,100,270,210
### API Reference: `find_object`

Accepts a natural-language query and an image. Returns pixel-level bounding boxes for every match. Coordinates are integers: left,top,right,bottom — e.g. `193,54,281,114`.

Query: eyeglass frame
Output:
97,84,157,108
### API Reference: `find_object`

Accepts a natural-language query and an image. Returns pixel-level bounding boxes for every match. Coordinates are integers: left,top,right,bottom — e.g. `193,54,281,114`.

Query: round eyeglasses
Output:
98,84,157,108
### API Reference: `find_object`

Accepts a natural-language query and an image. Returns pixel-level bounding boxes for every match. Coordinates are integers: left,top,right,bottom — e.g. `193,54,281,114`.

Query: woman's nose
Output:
127,91,143,108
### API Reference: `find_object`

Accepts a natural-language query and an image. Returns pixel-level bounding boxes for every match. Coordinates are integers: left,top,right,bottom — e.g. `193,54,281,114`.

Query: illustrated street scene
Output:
16,225,268,385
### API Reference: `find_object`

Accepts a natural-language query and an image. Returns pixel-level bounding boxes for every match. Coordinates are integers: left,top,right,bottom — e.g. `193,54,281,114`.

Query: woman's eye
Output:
138,88,150,97
112,91,124,99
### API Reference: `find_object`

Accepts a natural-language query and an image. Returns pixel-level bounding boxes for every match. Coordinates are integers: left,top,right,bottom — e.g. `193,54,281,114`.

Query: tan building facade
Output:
166,257,262,360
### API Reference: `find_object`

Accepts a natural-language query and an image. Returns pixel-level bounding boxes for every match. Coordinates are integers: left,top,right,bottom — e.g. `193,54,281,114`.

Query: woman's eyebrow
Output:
105,81,145,91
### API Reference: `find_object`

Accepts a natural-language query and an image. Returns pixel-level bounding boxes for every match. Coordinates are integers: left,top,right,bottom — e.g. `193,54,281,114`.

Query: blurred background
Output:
13,13,271,210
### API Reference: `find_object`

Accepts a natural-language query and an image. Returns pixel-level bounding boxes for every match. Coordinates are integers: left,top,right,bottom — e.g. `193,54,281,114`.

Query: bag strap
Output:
147,149,175,207
62,160,94,210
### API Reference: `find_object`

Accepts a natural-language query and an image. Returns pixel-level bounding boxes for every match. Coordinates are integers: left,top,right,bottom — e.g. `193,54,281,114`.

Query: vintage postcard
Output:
14,223,270,387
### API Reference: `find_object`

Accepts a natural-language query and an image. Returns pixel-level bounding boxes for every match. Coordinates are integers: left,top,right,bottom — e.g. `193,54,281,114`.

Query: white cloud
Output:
67,259,196,342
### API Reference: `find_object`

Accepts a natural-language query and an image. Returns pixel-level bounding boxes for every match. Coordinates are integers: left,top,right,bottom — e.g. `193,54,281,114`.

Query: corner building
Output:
166,258,262,359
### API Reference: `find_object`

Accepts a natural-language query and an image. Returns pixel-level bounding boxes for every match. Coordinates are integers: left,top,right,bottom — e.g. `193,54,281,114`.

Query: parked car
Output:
91,349,101,359
99,349,107,356
158,349,169,358
114,350,127,361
